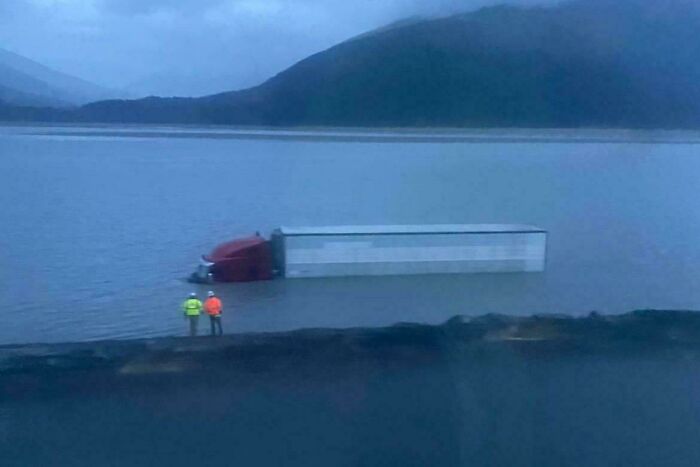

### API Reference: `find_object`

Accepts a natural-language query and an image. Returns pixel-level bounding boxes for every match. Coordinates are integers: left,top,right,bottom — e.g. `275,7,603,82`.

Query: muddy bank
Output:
3,310,700,466
3,310,700,378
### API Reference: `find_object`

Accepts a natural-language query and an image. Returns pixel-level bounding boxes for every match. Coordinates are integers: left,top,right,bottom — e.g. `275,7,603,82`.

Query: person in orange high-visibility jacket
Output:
204,291,223,336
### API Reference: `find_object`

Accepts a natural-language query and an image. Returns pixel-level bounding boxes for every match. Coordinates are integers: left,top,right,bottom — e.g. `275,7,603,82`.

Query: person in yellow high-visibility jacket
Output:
182,292,203,336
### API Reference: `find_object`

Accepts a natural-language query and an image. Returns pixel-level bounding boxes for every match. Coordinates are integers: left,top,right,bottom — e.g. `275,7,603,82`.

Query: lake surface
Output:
2,124,700,344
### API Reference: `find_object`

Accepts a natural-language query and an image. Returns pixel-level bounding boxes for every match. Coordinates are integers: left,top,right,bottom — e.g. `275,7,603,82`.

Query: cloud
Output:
0,0,554,95
99,0,224,16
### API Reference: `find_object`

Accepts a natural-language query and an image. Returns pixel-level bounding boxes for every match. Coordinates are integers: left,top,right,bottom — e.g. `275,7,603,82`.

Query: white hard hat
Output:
189,292,197,298
207,291,215,297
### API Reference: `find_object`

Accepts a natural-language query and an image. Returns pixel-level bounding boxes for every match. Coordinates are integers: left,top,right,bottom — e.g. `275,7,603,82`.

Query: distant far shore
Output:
3,123,700,145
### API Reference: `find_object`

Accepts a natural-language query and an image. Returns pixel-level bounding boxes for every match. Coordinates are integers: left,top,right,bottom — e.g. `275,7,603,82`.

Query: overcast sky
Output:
0,0,550,96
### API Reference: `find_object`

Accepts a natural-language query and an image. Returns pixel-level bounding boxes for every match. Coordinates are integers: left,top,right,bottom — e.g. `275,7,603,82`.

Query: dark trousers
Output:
209,315,223,336
188,315,199,336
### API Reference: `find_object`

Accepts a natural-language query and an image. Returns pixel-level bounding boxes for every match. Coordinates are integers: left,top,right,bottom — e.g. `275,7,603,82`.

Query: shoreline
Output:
3,123,700,144
3,309,700,376
5,309,700,466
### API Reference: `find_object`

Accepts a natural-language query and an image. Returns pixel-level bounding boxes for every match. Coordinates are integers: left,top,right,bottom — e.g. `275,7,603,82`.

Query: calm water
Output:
2,125,700,344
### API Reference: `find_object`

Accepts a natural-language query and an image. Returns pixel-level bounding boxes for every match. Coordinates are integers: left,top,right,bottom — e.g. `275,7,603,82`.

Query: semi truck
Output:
189,224,547,283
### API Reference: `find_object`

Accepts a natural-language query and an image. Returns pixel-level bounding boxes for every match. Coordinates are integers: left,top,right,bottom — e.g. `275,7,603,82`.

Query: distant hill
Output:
5,0,700,128
0,48,114,107
123,69,264,99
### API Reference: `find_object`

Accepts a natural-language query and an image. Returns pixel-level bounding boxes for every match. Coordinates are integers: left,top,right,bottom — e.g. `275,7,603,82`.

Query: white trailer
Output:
270,224,547,279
